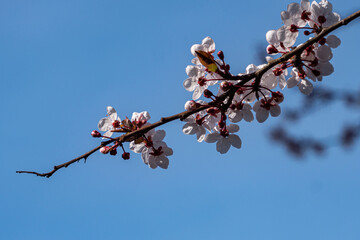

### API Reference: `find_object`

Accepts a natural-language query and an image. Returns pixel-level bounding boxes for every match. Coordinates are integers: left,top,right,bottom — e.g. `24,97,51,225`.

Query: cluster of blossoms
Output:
182,0,341,154
92,0,342,168
267,0,341,94
92,106,173,169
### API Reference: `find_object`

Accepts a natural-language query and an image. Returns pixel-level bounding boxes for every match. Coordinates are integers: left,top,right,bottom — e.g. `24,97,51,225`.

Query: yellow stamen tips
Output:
195,50,218,72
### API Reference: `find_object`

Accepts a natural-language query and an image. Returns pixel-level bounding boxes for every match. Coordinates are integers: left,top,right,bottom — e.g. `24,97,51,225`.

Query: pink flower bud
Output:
224,64,230,72
100,146,111,154
267,45,278,54
110,148,117,156
184,100,197,111
220,81,233,91
217,50,224,60
112,120,121,128
91,130,101,138
318,38,326,45
122,152,130,160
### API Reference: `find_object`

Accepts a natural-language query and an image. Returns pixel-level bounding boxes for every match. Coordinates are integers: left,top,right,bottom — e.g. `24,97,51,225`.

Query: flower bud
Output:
224,64,230,72
100,146,111,154
184,100,197,111
220,81,233,91
110,148,117,156
91,130,101,138
318,38,326,45
267,45,278,54
217,50,224,60
122,152,130,160
112,120,121,128
304,30,311,36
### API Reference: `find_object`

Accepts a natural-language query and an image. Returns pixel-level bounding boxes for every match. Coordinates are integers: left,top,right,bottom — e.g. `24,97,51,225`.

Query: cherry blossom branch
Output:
16,9,360,178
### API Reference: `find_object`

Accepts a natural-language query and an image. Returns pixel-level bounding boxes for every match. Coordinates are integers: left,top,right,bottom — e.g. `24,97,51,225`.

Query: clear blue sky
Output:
1,0,360,239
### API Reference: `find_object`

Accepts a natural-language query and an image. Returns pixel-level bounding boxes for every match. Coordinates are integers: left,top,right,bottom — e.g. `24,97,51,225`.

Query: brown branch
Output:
16,146,102,178
16,9,360,178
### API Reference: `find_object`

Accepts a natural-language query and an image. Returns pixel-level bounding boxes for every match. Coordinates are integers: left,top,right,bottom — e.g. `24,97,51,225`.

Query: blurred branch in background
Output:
269,86,360,157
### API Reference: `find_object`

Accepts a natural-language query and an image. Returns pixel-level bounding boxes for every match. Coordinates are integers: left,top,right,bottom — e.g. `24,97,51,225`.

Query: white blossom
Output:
227,103,254,123
191,36,216,65
310,0,341,28
253,99,281,123
287,68,314,95
130,129,173,169
98,106,121,138
204,124,242,154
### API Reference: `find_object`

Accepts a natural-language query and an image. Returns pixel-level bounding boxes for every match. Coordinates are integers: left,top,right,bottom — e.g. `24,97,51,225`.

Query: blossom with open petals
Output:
253,99,281,123
287,68,314,95
98,106,121,138
204,124,242,154
130,129,173,169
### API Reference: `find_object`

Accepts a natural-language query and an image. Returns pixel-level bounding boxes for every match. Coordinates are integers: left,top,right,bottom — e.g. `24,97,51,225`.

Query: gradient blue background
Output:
1,0,360,239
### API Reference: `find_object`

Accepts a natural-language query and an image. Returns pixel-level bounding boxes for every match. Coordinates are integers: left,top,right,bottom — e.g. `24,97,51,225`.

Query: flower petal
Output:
228,124,240,133
129,141,146,154
148,156,158,169
216,138,231,154
202,36,215,52
317,45,332,61
192,86,203,100
182,123,197,135
228,110,243,123
270,105,281,117
98,118,112,131
298,79,313,95
229,134,242,149
256,108,269,123
103,130,113,138
153,130,166,142
326,35,341,48
155,156,169,169
204,133,221,143
242,108,254,122
196,127,206,142
183,77,197,92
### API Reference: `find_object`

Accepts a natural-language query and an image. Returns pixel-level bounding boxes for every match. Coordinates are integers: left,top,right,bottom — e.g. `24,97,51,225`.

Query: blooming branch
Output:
16,3,360,178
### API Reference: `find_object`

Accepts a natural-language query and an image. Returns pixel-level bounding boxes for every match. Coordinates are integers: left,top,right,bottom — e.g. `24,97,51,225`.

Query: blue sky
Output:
1,0,360,239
